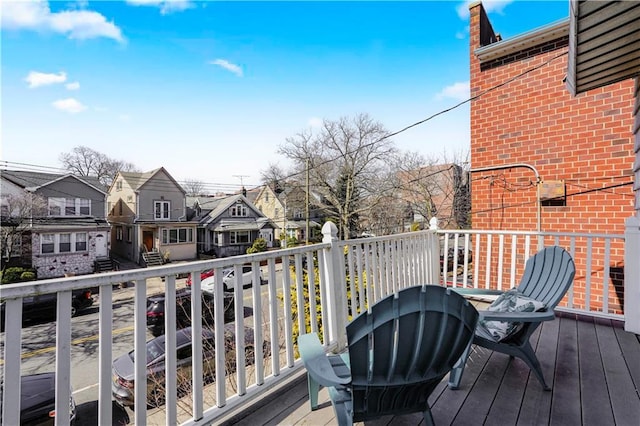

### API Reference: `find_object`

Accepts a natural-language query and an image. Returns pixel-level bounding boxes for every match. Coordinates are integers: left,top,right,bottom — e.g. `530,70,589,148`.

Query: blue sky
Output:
1,0,570,192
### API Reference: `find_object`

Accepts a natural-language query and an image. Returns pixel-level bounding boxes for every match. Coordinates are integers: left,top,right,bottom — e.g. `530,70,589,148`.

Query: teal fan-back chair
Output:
299,285,479,426
448,246,575,391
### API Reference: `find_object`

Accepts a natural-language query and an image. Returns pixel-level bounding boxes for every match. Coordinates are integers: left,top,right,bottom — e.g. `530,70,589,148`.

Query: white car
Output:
201,266,265,292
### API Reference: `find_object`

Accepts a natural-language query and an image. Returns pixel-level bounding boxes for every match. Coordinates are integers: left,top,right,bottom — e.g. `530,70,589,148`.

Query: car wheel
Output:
71,304,78,317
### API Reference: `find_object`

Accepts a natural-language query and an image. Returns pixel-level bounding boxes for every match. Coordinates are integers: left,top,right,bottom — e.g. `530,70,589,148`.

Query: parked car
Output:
187,266,266,292
146,288,234,337
0,372,76,425
112,325,269,407
0,288,93,328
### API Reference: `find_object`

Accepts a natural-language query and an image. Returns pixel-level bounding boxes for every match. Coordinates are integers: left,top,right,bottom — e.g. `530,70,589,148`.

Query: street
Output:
1,269,284,425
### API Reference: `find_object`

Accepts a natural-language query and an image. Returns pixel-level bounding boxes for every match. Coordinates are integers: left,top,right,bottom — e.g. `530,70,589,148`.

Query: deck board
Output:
230,315,640,426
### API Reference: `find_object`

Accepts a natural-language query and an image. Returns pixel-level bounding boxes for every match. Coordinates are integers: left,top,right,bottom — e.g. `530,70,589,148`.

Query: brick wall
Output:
468,3,636,314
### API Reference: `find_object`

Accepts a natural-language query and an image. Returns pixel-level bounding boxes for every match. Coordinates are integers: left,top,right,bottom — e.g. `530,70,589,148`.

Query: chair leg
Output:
423,407,435,426
517,341,550,391
448,339,473,389
307,373,321,410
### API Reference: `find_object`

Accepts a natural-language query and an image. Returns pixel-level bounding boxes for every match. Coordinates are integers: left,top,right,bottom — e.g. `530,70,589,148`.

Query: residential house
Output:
253,184,323,244
107,167,197,265
467,2,637,313
0,169,109,279
189,194,277,257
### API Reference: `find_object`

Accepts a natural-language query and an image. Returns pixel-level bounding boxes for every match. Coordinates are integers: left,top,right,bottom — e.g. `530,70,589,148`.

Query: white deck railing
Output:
0,223,633,425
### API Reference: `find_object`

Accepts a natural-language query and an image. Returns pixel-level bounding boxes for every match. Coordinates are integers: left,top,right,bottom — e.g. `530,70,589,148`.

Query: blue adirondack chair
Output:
448,245,576,391
299,285,479,426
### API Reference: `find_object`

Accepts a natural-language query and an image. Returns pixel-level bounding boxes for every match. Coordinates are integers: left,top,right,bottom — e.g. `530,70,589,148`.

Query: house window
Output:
294,209,303,219
48,197,91,216
41,234,55,254
274,208,280,218
59,233,71,252
230,231,250,244
79,199,90,215
10,234,22,256
116,180,122,191
48,198,64,216
126,227,132,243
230,203,247,217
161,227,193,244
65,198,76,215
40,233,89,254
116,227,123,241
75,233,87,251
155,201,170,220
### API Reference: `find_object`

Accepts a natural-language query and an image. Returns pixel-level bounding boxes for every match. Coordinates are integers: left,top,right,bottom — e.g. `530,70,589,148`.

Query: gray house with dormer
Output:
188,194,277,258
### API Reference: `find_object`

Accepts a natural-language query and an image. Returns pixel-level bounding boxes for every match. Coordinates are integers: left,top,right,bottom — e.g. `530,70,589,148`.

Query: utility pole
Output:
232,174,249,189
305,157,310,244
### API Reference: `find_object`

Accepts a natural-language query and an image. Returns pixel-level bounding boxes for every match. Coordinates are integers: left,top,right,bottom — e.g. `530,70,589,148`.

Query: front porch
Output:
1,222,639,426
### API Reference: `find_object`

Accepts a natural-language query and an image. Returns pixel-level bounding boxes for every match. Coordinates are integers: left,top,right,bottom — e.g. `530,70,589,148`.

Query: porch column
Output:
322,221,348,350
624,216,640,334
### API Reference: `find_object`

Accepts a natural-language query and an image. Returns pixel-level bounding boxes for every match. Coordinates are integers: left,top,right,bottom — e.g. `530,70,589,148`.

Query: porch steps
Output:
94,257,117,273
143,251,164,267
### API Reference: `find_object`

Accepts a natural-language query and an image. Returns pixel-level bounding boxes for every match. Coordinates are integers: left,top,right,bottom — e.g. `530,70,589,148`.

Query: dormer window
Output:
230,203,247,217
48,197,91,216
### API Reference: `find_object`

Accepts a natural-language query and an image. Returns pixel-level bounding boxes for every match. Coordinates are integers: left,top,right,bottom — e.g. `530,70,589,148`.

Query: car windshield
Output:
129,339,165,364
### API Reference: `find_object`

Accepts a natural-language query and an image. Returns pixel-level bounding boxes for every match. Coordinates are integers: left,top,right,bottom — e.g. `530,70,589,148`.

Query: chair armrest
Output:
450,288,505,297
299,333,351,388
479,310,555,322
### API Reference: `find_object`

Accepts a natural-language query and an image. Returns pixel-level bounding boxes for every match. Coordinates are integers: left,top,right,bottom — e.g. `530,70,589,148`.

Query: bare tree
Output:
1,192,48,270
182,178,206,196
260,163,287,194
394,150,470,229
278,114,397,239
59,146,139,186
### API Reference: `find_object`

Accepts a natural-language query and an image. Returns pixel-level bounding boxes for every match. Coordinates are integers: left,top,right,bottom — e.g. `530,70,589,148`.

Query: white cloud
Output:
456,0,513,20
308,117,323,128
209,59,243,77
52,98,87,113
66,81,80,90
436,81,470,102
1,0,124,43
126,0,194,15
24,71,67,88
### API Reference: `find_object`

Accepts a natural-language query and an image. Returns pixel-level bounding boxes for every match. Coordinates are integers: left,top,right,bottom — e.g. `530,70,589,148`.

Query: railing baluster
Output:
191,272,204,421
2,298,23,426
474,233,481,288
164,275,177,425
603,238,611,314
134,279,147,424
485,234,492,289
251,260,265,386
267,258,280,376
98,283,113,426
497,234,505,291
586,238,593,312
55,290,72,426
510,234,517,289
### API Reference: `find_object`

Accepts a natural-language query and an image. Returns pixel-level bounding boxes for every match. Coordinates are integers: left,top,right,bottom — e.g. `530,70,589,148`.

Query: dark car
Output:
112,325,269,407
1,289,93,329
146,288,234,337
0,372,76,425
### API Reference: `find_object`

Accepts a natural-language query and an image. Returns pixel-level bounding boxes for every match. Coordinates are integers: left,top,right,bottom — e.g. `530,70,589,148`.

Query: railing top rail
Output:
436,229,625,240
0,242,330,300
336,229,437,248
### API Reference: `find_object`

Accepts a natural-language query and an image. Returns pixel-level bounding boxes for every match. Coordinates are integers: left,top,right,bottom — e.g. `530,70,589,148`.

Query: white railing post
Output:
624,216,640,334
322,221,348,350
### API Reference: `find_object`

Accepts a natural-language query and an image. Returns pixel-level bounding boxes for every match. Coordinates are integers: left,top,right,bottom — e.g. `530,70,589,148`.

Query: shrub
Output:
246,238,268,254
2,267,37,284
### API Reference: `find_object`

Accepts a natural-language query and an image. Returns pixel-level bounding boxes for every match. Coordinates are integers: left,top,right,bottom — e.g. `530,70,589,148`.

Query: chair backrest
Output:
517,246,576,309
346,285,478,422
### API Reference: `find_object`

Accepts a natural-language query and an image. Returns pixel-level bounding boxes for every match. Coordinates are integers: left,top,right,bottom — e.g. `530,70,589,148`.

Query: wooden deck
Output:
223,314,640,426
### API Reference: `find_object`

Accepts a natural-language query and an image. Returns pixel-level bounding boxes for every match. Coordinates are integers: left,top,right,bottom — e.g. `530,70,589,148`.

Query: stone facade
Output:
31,231,102,279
